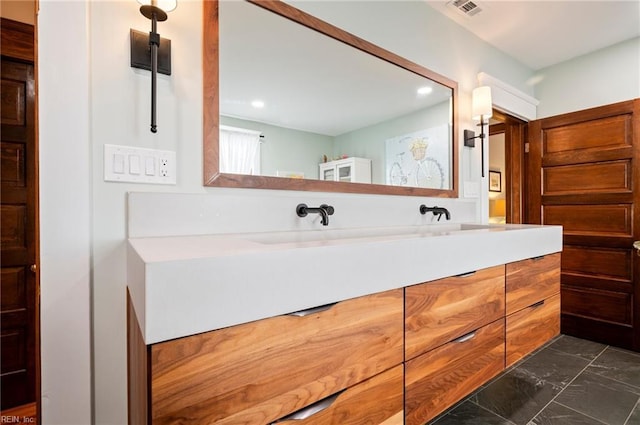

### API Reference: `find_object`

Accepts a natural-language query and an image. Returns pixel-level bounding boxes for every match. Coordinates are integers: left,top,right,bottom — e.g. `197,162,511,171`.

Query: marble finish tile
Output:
555,371,640,425
626,402,640,425
430,400,514,425
528,402,605,425
517,347,590,389
475,367,561,425
588,347,640,389
547,335,607,361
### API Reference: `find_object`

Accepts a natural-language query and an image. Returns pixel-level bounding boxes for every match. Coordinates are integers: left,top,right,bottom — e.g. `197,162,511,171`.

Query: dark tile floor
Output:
430,335,640,425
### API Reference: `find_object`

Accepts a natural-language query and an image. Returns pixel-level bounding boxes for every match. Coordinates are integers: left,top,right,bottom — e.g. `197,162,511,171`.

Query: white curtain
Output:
219,126,261,175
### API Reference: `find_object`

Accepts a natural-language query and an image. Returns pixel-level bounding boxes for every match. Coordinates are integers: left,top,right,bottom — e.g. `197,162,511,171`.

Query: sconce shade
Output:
137,0,177,13
472,86,493,121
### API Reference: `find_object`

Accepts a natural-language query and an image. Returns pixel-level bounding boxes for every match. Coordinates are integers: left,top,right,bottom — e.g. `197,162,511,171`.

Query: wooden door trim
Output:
490,109,527,224
631,99,640,350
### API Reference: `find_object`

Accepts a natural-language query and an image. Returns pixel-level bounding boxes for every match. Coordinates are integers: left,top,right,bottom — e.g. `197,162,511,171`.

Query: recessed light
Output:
417,86,433,95
251,100,265,108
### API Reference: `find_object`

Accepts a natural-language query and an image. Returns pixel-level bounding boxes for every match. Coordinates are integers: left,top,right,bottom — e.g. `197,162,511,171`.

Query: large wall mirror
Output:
203,0,459,197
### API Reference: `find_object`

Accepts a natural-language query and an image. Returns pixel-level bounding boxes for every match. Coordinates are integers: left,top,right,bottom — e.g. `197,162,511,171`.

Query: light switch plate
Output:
104,144,176,184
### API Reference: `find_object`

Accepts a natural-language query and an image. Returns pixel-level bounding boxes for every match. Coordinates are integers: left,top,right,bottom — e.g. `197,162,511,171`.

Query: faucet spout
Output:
296,203,335,226
419,204,451,221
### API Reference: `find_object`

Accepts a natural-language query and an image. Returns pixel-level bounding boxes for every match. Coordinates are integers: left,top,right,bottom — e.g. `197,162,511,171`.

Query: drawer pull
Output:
532,255,545,261
454,331,477,343
273,390,345,422
455,271,477,278
531,300,545,308
287,302,337,317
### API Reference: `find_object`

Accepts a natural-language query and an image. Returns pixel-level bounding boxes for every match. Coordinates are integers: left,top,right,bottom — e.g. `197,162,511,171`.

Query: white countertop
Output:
127,223,562,344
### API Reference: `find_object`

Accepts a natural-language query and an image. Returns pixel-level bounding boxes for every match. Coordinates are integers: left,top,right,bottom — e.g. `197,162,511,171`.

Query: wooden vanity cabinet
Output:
128,255,561,425
404,266,506,425
505,253,561,366
128,289,404,425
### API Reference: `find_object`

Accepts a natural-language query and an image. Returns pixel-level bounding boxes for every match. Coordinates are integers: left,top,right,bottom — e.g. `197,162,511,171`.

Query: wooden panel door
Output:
527,99,640,350
1,18,37,410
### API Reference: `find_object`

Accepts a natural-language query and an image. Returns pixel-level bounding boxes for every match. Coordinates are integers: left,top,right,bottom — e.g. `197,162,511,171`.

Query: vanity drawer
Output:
506,293,560,367
506,253,560,315
148,289,404,425
273,365,404,425
405,265,505,360
405,319,505,425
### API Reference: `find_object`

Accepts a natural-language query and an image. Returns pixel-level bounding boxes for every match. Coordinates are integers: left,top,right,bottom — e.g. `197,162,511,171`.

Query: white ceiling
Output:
425,0,640,70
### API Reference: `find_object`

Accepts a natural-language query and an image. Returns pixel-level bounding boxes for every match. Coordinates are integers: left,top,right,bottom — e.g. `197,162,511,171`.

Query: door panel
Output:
527,99,640,350
1,51,37,408
543,160,631,195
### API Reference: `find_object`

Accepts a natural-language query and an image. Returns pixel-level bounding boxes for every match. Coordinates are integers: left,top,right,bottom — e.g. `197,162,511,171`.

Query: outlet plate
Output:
104,144,176,184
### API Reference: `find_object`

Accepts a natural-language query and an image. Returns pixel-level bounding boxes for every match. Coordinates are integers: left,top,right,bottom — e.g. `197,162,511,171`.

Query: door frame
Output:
489,109,527,224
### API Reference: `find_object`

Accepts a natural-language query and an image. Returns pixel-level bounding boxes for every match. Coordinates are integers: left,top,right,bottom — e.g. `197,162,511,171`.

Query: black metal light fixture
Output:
464,86,493,177
130,0,177,133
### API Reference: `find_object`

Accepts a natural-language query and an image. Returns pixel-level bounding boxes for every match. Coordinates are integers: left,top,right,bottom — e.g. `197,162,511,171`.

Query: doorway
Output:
0,17,39,421
488,109,528,224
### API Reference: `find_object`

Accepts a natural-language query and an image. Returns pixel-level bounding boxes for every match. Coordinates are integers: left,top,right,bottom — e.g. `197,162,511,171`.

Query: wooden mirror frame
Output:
203,0,459,197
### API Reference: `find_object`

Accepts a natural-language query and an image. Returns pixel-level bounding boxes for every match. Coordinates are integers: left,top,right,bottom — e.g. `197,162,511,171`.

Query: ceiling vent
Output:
447,0,483,17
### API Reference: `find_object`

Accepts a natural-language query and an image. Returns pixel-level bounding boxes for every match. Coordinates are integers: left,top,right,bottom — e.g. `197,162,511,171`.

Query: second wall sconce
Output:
464,86,493,177
130,0,177,133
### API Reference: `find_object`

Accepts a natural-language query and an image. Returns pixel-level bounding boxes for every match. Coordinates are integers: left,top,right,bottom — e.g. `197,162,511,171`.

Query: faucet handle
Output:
320,204,335,215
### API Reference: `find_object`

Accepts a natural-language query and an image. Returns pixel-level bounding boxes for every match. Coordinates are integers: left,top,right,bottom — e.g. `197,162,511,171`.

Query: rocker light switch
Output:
129,155,141,175
113,154,125,174
104,144,176,184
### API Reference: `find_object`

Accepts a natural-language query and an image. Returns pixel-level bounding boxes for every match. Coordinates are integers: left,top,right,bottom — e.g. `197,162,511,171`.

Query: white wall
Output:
38,1,92,423
534,37,640,118
89,1,204,423
37,1,639,424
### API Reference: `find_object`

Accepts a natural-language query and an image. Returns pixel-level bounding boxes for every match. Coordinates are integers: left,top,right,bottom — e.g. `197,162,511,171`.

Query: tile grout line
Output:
552,400,610,425
526,344,610,424
623,398,640,425
468,399,518,425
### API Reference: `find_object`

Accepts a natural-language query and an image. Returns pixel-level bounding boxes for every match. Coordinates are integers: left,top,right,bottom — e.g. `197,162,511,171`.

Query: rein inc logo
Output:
1,416,35,424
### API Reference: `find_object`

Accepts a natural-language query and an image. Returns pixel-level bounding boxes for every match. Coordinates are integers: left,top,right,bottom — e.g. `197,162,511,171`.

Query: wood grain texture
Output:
0,19,34,63
275,365,403,425
506,293,560,367
543,160,631,195
202,0,459,198
562,246,632,282
528,99,640,351
561,286,632,326
127,292,149,425
543,204,632,237
544,114,630,154
405,265,505,360
405,319,505,425
506,253,560,315
149,289,404,425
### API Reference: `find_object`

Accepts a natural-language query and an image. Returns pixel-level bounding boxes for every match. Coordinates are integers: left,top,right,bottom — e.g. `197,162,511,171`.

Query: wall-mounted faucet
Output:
296,203,335,226
419,204,451,221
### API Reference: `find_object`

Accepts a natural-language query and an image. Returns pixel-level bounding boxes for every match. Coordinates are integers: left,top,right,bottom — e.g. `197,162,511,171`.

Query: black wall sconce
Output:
130,0,176,133
464,86,493,177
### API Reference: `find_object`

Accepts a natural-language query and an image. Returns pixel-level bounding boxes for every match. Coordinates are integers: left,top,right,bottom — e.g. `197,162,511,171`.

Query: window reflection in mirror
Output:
204,0,458,197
